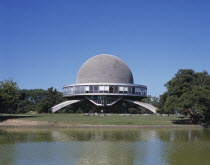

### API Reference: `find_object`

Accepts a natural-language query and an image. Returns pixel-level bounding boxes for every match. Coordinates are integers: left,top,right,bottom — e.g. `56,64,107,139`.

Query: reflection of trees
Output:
0,128,54,144
0,128,159,144
167,143,210,165
157,128,210,142
156,128,210,165
50,128,160,142
51,129,158,165
0,143,15,165
1,128,209,165
76,142,135,165
0,128,158,165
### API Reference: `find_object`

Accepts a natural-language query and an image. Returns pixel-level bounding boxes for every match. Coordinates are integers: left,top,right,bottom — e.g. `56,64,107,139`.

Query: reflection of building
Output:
52,54,157,113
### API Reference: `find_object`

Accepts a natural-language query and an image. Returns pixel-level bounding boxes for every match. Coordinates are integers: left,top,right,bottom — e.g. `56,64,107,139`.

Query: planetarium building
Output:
52,54,156,113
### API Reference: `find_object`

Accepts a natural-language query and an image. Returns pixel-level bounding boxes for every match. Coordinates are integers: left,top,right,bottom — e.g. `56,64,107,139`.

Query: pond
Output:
0,127,210,165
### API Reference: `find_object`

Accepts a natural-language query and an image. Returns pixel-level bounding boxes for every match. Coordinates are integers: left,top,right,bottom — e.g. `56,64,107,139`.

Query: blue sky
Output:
1,0,210,97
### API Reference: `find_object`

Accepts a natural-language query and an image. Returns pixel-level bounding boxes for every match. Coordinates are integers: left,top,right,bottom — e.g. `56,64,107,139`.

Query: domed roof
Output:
76,54,134,84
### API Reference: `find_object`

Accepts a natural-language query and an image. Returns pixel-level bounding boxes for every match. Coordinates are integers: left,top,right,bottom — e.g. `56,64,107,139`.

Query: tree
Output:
36,87,63,113
159,69,210,123
179,87,210,123
158,92,168,114
0,79,19,113
0,79,67,114
17,89,46,113
163,95,179,114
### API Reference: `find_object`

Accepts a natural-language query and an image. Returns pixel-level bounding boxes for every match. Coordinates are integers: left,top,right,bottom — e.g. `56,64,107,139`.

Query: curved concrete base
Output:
123,99,157,113
51,100,82,113
51,99,157,114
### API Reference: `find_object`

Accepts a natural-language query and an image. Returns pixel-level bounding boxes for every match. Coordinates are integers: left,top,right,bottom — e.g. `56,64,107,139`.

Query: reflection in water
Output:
0,128,210,165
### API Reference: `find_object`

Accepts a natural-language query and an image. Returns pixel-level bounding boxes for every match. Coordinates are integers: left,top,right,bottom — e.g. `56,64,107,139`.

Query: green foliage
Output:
17,100,36,113
36,87,63,113
127,108,143,114
0,79,65,114
179,87,210,121
159,69,210,123
0,79,19,113
157,92,168,114
164,95,179,114
76,108,83,113
17,89,47,113
128,108,138,114
19,89,46,104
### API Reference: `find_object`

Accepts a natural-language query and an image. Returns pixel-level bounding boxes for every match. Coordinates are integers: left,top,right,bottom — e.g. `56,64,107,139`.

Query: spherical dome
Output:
76,54,134,84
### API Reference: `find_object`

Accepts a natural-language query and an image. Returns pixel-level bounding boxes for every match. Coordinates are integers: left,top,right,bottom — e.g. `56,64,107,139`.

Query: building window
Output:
75,86,79,94
128,86,132,94
109,86,114,93
113,86,118,93
85,86,89,93
132,87,135,94
80,86,84,93
124,86,128,93
64,88,67,93
72,87,75,94
89,85,93,93
99,86,104,93
94,85,98,93
104,86,109,93
135,87,141,94
119,86,124,93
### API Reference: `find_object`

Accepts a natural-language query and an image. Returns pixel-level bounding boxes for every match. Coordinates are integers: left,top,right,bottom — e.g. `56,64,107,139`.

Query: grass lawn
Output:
1,113,188,125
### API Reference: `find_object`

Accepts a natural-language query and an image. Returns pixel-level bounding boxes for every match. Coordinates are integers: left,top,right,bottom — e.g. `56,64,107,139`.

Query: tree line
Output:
0,79,160,114
1,68,210,123
0,80,72,114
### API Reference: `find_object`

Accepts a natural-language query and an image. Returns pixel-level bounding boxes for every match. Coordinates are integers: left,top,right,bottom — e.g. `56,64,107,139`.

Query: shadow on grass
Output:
171,118,192,125
172,119,210,128
0,115,41,122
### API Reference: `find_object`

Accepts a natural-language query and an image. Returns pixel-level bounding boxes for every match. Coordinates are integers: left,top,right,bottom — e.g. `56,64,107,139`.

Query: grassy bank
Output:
0,114,188,125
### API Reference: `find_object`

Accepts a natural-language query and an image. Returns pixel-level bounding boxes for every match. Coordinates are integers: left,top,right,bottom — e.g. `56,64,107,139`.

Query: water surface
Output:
0,127,210,165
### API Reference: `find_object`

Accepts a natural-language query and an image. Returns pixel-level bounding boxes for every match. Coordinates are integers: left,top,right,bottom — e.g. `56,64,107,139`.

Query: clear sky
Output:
1,0,210,97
